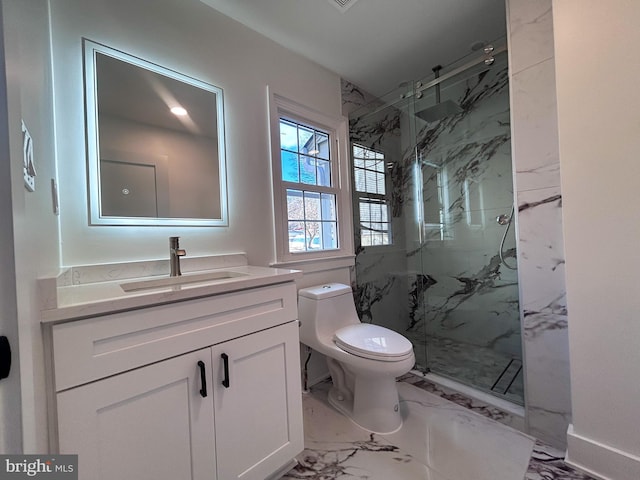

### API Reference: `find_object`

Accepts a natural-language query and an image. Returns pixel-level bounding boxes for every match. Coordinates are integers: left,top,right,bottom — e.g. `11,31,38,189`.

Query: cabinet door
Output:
211,321,303,480
57,349,216,480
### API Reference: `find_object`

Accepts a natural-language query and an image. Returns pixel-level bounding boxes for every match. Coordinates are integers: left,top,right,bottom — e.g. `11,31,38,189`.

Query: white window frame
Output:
268,90,354,263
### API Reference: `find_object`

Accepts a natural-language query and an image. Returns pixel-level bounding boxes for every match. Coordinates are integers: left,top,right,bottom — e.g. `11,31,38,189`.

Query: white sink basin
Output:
120,270,248,292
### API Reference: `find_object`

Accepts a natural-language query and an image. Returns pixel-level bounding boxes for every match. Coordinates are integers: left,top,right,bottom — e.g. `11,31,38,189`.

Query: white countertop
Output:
41,264,302,324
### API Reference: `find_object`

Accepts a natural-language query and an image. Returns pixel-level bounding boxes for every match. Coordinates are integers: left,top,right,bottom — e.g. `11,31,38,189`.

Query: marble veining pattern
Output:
525,442,595,480
510,57,562,192
516,185,571,448
285,434,418,479
506,0,572,450
283,381,429,479
350,110,402,152
400,371,524,425
282,376,593,480
347,56,522,409
507,0,555,76
408,274,437,330
283,379,534,480
341,79,380,116
405,62,520,367
353,280,395,324
405,333,525,404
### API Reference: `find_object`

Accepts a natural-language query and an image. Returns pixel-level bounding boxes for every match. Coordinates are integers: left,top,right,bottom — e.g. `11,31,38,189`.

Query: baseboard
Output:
566,424,640,480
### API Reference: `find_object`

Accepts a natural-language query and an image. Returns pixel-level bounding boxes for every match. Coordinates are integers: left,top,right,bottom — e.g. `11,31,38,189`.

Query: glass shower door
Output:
348,44,523,405
411,49,523,403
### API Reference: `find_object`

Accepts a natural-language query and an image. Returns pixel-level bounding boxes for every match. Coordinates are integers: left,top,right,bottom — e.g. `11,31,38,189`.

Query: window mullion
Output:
357,192,386,201
281,181,338,195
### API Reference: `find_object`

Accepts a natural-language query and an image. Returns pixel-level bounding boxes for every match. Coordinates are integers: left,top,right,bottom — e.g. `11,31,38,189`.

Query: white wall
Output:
1,0,60,452
99,115,220,219
554,1,640,478
50,0,345,267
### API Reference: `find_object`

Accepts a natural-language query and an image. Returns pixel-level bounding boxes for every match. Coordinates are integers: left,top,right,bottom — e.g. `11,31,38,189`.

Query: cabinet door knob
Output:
197,360,207,398
221,353,230,388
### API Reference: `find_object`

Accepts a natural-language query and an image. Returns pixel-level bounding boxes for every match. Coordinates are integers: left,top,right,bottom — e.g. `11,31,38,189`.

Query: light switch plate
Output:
22,120,36,192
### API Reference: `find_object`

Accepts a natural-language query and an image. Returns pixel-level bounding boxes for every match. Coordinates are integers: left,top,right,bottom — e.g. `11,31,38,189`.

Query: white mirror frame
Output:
83,39,229,226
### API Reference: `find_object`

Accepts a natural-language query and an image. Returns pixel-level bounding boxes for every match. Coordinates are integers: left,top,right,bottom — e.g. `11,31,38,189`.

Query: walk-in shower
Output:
349,42,523,405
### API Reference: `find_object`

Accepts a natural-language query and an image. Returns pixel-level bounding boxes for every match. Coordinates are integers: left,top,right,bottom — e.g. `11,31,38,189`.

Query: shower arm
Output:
433,65,442,104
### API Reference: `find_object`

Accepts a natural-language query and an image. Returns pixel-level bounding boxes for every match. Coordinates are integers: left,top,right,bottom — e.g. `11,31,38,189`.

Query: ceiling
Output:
199,0,507,98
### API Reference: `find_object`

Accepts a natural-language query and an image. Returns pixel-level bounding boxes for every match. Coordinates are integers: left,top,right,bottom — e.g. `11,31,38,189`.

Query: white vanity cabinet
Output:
57,348,217,480
48,282,303,480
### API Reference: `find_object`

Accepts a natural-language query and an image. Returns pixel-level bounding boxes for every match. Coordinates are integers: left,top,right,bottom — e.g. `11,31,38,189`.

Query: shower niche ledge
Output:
42,254,304,480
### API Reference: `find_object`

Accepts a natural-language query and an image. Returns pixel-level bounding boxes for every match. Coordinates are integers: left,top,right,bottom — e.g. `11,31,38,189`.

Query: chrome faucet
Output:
169,236,186,277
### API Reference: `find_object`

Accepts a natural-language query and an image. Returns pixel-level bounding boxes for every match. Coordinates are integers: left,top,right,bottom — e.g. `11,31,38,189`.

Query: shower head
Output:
415,100,462,123
415,65,462,123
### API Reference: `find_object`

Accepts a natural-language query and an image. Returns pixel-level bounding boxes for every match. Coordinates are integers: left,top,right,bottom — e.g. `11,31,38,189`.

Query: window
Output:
269,92,353,262
280,119,338,253
353,144,392,246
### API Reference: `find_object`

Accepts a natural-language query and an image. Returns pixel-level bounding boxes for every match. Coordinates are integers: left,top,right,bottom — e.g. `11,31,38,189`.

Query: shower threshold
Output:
408,370,525,426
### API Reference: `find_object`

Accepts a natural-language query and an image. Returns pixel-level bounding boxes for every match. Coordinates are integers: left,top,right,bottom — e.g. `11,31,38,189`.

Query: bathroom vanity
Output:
40,256,303,480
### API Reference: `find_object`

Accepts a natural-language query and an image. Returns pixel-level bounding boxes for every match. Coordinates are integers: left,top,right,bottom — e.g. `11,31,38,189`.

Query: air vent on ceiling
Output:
328,0,360,13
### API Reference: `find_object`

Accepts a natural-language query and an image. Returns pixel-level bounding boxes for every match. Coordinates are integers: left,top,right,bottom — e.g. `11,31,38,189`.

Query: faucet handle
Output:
169,237,186,256
169,237,186,277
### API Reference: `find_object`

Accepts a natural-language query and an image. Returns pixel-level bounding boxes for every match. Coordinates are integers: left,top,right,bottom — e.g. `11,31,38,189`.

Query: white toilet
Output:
298,283,415,434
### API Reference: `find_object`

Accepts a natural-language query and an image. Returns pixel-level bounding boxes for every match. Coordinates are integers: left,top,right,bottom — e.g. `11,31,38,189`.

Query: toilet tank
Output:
298,283,360,346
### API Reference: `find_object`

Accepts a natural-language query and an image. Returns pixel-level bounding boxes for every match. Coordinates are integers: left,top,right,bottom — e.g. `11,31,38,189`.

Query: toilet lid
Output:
334,324,413,361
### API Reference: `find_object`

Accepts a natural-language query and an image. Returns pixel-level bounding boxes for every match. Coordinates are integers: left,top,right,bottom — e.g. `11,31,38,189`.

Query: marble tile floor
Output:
399,373,525,432
408,334,525,405
281,378,594,480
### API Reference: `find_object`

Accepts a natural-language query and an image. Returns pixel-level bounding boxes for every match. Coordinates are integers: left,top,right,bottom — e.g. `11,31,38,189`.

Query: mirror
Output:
83,39,228,226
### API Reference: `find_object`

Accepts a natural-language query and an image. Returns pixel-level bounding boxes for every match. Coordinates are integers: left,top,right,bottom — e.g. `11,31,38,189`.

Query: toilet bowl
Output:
298,283,415,434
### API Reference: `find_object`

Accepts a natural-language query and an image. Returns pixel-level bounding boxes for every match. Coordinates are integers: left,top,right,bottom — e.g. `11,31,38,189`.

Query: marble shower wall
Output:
342,82,410,334
507,0,571,449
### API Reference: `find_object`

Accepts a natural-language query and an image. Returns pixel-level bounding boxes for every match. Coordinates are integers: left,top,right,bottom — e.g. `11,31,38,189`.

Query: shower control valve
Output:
496,213,511,225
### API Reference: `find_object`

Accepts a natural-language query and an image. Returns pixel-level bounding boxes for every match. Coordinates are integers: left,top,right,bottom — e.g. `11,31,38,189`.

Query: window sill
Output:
271,254,355,273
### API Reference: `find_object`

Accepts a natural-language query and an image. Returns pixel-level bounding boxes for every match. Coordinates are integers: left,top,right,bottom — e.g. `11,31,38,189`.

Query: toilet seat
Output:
334,324,413,361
